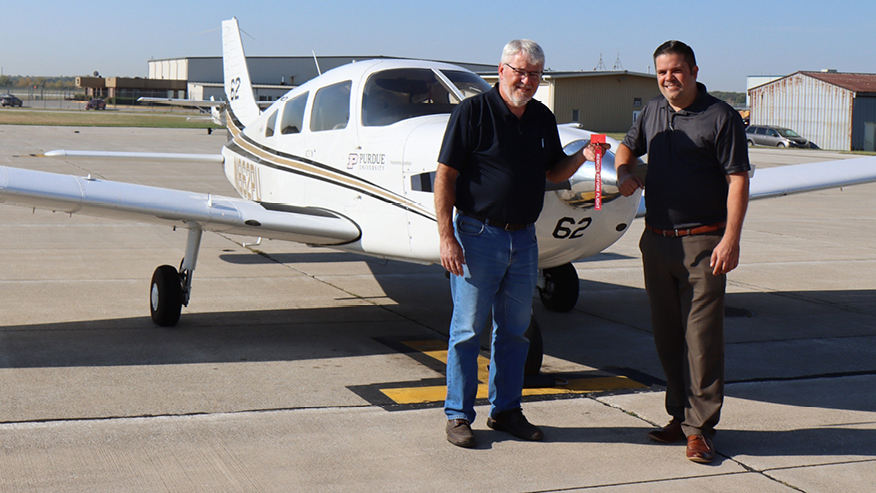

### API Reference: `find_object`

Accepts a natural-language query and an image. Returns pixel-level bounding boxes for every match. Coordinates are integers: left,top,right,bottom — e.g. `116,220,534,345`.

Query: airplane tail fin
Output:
221,18,260,128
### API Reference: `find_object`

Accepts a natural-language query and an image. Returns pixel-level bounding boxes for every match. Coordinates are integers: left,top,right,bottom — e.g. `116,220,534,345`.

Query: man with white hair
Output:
435,39,606,448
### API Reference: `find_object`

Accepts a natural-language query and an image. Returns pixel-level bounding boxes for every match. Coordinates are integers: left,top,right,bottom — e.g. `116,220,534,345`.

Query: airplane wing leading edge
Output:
635,156,876,218
748,156,876,199
42,149,225,163
0,165,360,246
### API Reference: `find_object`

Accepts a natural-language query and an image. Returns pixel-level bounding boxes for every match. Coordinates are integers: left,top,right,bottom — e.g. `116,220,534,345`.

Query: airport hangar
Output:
78,56,659,134
749,71,876,151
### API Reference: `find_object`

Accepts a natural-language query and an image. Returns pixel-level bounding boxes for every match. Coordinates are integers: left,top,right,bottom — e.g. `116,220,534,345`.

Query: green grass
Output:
0,108,219,129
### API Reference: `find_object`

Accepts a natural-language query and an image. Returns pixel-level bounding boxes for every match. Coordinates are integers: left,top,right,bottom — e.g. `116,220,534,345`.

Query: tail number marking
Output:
229,77,242,101
552,217,592,239
234,157,262,201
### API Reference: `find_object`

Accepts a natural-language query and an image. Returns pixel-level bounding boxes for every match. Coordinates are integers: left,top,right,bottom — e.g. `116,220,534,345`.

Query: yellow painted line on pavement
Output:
379,340,647,405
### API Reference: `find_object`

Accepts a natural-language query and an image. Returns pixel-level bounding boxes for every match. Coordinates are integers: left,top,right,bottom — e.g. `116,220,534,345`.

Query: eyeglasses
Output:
503,63,543,80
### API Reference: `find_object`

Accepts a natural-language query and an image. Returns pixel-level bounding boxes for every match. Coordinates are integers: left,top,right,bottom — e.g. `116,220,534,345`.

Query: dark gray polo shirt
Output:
623,83,750,230
438,84,566,225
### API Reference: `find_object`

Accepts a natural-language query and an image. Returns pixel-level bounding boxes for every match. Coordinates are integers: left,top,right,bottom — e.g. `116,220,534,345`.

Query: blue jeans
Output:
444,214,538,423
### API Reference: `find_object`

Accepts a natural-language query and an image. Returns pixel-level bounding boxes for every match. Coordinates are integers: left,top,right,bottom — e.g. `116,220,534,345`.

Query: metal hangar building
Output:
749,71,876,151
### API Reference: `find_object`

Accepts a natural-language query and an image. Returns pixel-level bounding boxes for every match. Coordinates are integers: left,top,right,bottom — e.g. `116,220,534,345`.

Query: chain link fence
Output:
0,86,87,109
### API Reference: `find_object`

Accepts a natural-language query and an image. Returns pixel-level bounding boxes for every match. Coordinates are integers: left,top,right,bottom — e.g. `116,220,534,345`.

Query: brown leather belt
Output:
460,211,530,231
646,222,726,237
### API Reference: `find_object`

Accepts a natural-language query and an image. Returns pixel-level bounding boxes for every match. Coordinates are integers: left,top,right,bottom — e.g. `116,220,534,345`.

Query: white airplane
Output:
2,18,876,372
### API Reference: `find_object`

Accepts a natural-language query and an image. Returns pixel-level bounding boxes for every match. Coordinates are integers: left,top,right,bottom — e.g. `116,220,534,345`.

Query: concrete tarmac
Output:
0,125,874,492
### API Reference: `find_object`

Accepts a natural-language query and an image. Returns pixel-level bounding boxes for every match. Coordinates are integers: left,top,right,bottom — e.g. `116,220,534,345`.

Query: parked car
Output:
0,94,23,107
85,98,107,110
745,125,812,148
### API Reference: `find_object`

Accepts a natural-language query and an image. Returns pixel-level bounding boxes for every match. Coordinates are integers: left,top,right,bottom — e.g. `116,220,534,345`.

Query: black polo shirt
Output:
438,84,566,225
622,83,750,230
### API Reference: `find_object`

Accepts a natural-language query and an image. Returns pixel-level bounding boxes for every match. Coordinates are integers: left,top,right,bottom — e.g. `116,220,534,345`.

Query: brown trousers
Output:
639,230,726,438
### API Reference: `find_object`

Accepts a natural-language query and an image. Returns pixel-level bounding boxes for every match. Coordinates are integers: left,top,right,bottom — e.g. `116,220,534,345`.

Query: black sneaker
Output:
487,408,544,441
446,419,476,448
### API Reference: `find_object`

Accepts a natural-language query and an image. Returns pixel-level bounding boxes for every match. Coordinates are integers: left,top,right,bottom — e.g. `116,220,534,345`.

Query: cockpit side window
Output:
265,110,278,137
310,81,351,132
363,69,458,127
280,91,308,135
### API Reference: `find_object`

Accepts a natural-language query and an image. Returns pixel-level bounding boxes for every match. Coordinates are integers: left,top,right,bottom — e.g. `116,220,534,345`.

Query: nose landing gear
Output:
537,263,580,313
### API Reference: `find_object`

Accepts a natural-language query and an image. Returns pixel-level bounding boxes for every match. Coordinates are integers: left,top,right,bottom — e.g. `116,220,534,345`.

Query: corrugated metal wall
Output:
148,59,190,81
852,96,876,151
750,73,853,150
553,74,660,133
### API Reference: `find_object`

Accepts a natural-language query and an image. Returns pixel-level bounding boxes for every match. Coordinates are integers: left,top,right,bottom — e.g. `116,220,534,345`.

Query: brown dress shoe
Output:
647,419,685,443
686,434,715,463
446,419,476,448
486,408,544,441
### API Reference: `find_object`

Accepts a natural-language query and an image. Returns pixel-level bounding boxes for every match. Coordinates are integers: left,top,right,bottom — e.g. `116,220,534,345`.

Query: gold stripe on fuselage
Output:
224,112,434,220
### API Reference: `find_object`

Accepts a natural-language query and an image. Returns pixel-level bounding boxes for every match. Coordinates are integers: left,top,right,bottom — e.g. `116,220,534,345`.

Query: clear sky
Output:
2,0,873,92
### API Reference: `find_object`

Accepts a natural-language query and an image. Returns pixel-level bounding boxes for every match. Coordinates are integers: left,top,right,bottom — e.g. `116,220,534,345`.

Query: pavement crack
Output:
531,472,753,492
727,369,876,385
0,404,377,428
587,395,811,493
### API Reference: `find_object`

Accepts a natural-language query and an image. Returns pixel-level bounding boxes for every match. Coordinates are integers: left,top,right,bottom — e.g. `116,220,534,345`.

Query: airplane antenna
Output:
239,27,256,40
594,54,607,71
191,21,253,40
189,27,220,37
312,51,322,76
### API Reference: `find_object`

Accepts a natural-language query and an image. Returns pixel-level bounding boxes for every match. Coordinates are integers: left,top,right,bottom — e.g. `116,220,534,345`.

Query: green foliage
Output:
1,75,77,90
107,97,139,106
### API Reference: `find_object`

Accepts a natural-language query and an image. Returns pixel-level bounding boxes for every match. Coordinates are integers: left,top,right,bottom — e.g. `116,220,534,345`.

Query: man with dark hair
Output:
616,40,750,463
653,40,697,72
435,39,605,448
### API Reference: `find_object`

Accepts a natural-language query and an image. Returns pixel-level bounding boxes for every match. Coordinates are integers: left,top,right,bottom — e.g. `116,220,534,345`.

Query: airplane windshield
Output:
362,68,491,127
441,70,492,100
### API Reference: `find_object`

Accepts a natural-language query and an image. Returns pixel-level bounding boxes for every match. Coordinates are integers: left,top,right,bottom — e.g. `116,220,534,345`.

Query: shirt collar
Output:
488,83,526,120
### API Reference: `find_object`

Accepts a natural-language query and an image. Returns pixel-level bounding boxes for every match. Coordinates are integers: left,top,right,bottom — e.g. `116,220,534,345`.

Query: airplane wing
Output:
137,97,272,109
0,165,360,246
137,97,229,127
635,156,876,217
138,97,226,108
748,156,876,199
41,149,225,164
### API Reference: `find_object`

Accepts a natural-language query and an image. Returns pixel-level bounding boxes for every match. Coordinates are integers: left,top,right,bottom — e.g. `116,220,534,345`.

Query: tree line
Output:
0,75,77,89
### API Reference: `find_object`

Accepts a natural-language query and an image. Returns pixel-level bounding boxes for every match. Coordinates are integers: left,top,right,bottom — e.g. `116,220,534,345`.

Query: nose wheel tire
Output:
538,263,580,313
150,265,183,326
